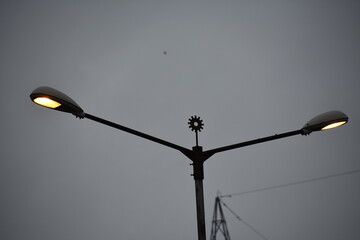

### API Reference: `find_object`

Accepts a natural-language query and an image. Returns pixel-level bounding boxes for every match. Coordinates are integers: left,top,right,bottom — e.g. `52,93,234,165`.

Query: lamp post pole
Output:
82,114,313,240
30,86,349,240
192,146,206,240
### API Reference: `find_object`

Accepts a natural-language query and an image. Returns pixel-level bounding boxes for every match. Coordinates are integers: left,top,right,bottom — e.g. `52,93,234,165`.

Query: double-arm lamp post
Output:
30,86,348,240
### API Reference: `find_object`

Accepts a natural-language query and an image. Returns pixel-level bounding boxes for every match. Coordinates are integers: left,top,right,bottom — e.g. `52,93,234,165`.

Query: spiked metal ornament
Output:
188,115,204,132
188,116,204,146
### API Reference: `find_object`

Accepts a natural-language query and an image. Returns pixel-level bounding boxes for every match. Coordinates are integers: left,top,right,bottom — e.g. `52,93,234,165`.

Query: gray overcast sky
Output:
1,0,359,239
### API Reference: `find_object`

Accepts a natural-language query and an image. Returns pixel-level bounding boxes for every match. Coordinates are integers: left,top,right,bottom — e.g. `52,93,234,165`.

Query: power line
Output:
221,199,270,240
221,168,360,198
217,168,360,239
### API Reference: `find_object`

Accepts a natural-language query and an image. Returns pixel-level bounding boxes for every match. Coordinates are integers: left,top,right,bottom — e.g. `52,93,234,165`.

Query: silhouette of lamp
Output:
30,86,349,240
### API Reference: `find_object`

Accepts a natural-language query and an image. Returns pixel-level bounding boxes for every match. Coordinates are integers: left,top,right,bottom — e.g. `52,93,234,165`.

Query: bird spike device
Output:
188,115,204,146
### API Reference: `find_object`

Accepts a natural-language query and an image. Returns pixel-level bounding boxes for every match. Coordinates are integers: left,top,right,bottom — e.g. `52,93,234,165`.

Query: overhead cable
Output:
221,168,360,198
221,199,270,240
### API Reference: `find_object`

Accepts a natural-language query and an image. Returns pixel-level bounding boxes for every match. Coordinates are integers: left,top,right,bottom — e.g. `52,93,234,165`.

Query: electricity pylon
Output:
210,195,231,240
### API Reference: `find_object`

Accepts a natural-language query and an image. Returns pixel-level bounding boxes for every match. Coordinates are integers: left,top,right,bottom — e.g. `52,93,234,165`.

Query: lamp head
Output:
302,110,348,135
30,86,85,118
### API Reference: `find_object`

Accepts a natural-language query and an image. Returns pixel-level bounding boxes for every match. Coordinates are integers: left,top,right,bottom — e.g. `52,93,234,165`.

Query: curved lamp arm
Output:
204,129,303,158
84,113,192,156
30,86,192,156
204,110,349,159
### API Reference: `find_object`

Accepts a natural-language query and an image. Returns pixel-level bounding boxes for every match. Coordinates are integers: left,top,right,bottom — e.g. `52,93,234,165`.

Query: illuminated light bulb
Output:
321,121,347,130
33,97,61,108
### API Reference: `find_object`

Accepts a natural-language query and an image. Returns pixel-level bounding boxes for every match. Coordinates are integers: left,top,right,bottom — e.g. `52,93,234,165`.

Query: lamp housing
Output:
30,86,85,118
302,110,348,135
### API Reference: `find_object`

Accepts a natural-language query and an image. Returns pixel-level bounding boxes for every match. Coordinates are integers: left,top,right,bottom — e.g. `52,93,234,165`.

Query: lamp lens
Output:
33,97,61,108
321,121,347,130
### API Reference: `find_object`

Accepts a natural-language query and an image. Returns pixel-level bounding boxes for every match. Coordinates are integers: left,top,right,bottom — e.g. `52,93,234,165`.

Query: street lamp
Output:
30,86,349,240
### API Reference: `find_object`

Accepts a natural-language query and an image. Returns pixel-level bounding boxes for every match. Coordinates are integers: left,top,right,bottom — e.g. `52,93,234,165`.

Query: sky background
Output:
1,0,359,239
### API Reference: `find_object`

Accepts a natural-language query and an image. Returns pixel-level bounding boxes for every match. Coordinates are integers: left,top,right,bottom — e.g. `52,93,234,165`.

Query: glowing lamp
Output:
30,86,85,118
33,97,61,108
302,110,348,134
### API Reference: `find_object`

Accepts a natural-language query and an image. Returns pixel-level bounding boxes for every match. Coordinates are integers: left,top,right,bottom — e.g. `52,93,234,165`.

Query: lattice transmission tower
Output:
210,195,231,240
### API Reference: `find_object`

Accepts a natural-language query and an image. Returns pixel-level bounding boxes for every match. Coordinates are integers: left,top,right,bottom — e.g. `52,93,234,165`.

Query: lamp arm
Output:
84,113,192,156
203,129,304,158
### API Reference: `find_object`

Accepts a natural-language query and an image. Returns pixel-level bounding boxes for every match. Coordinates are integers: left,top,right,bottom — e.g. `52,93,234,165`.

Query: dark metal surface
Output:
204,129,304,156
85,113,191,156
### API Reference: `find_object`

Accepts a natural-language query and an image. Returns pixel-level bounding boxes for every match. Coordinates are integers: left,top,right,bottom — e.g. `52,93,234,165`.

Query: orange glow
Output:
33,97,61,108
321,121,347,130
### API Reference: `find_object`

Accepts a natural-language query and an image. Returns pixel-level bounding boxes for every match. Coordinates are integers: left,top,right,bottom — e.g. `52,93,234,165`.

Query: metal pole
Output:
191,146,206,240
195,179,206,240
